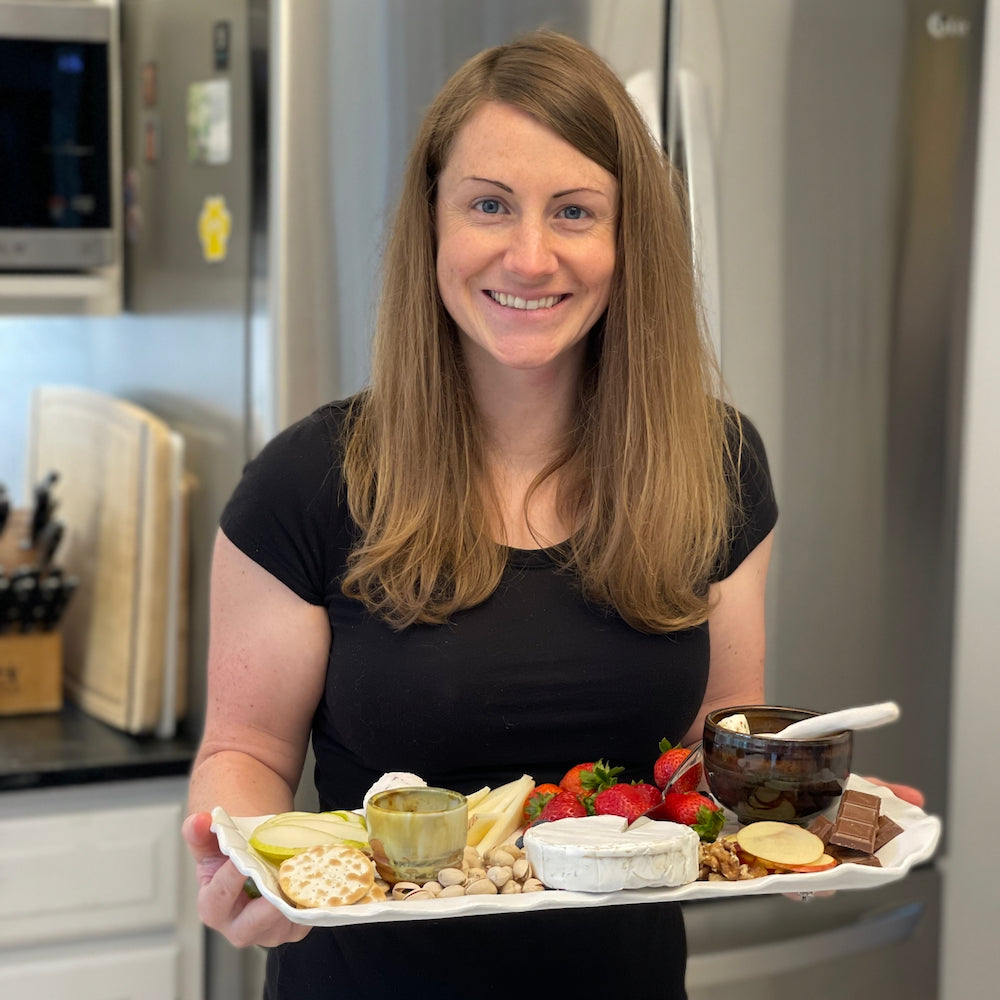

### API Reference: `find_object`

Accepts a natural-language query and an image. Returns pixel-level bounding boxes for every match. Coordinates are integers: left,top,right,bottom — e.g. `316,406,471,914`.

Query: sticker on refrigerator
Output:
187,79,231,164
198,195,232,262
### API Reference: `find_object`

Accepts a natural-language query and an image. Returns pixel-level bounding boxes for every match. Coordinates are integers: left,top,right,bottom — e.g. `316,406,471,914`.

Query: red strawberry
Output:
594,782,662,824
655,791,725,842
522,783,562,827
559,759,623,799
653,738,701,793
631,781,663,814
537,791,589,824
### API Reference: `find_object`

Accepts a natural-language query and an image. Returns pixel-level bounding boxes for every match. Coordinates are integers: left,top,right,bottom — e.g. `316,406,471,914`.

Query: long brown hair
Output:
342,29,736,631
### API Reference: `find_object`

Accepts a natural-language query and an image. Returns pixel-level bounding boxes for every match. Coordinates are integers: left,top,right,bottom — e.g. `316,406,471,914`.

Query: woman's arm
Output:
681,530,774,746
183,529,331,947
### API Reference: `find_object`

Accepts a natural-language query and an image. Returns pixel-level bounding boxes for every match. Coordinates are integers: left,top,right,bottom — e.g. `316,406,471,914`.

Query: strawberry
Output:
536,791,589,824
593,783,661,824
559,759,624,799
653,738,701,793
522,783,562,827
655,791,725,842
631,781,663,814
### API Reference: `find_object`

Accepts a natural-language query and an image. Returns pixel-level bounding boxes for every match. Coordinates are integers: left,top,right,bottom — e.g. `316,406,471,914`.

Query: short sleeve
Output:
219,404,349,605
713,411,778,581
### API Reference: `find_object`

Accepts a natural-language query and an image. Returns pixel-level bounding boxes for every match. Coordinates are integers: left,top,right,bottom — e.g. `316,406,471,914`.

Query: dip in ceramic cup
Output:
365,786,468,885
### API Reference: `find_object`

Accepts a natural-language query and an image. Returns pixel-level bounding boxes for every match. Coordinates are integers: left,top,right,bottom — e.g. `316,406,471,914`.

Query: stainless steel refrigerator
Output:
0,1,982,997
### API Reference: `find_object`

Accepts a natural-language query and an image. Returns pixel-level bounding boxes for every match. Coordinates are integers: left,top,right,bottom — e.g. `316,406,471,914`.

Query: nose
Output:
502,217,557,279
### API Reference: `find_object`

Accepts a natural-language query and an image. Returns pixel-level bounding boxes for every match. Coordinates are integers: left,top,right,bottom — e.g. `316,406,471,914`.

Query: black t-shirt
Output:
220,398,777,1000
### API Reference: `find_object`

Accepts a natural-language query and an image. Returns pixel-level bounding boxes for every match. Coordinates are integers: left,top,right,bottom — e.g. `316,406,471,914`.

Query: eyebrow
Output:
462,176,610,199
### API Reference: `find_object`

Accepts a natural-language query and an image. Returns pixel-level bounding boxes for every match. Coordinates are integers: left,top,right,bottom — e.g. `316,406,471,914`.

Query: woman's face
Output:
435,101,618,381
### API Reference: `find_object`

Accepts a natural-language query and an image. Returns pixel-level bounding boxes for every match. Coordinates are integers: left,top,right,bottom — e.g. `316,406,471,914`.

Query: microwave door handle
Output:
673,68,722,367
685,900,925,989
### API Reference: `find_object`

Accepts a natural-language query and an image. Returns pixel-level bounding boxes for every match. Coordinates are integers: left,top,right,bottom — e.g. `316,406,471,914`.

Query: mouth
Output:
488,290,566,311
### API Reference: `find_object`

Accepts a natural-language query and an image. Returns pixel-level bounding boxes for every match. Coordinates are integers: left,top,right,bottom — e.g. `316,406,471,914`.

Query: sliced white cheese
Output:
523,815,699,892
718,713,751,734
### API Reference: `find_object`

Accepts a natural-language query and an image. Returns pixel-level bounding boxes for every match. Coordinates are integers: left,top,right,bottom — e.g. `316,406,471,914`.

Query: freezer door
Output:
684,865,940,998
668,0,984,809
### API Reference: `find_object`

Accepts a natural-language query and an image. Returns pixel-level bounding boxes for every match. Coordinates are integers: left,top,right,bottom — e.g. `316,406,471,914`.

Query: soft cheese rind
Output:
523,815,699,892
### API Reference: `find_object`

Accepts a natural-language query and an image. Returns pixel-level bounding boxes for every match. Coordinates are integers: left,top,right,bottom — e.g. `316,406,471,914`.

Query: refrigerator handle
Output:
685,900,925,989
673,68,722,366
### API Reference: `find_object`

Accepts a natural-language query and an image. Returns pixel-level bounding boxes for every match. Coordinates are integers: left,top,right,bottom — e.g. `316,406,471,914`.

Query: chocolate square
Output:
874,814,904,851
807,814,834,845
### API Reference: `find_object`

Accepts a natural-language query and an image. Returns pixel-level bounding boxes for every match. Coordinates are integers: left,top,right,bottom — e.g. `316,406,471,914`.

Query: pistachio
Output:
487,865,513,888
512,858,532,881
438,883,468,898
421,881,443,896
465,877,499,895
486,848,515,868
521,877,546,893
402,888,437,902
390,881,422,900
437,867,467,887
465,866,487,882
499,879,522,894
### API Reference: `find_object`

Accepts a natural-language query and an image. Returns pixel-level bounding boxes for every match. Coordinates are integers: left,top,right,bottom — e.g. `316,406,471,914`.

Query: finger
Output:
182,811,219,858
863,777,926,808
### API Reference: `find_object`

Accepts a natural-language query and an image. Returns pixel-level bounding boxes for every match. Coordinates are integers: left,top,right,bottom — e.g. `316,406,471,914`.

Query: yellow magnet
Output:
198,195,232,262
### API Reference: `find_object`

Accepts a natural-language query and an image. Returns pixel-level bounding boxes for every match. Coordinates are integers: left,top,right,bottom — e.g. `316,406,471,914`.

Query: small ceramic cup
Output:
365,786,468,885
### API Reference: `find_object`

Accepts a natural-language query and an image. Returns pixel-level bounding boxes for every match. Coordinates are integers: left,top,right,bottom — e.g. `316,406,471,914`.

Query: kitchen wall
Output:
940,1,1000,996
0,0,256,732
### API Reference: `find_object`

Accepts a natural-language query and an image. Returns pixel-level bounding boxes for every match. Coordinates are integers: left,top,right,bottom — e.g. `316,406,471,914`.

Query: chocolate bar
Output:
874,814,904,852
828,789,881,853
807,814,834,845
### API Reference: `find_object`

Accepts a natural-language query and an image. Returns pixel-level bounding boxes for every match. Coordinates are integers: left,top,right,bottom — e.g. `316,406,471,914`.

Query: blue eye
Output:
476,198,503,215
559,205,588,221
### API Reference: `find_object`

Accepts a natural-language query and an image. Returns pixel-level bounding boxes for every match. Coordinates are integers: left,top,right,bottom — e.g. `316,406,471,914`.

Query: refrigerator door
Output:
669,0,983,808
684,866,941,998
258,0,666,445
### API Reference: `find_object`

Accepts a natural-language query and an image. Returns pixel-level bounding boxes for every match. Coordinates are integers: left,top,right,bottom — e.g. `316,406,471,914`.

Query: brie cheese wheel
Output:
523,815,699,892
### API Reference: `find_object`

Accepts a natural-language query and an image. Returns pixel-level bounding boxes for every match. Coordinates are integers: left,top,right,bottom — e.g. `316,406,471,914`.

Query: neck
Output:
464,352,584,549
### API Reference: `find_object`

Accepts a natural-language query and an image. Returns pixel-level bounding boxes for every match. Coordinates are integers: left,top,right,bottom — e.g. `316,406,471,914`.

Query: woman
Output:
184,30,777,998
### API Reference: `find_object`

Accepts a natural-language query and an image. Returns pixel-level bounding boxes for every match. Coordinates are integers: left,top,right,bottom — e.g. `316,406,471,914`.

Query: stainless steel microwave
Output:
0,2,115,271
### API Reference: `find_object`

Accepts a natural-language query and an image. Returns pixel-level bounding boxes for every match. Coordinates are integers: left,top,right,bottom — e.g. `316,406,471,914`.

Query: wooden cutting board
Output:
27,386,188,736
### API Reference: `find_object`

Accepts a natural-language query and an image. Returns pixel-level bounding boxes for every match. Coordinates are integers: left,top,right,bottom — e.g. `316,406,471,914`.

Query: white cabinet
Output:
0,776,203,1000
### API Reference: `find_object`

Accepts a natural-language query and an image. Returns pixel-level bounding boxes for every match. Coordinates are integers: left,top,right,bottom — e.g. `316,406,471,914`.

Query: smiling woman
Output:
184,28,778,1000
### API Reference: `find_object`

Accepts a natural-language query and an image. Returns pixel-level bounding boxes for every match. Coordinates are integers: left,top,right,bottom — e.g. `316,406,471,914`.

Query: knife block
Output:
0,632,63,716
0,508,63,715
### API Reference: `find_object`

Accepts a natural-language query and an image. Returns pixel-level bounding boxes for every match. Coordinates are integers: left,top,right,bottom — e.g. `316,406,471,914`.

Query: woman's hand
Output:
182,812,311,949
863,777,925,809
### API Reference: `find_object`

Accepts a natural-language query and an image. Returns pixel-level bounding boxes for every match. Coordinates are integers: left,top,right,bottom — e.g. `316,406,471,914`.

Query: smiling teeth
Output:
490,291,562,310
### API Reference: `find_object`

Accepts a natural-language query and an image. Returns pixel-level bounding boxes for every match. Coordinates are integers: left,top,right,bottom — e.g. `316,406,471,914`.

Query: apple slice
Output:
735,821,826,868
766,852,839,873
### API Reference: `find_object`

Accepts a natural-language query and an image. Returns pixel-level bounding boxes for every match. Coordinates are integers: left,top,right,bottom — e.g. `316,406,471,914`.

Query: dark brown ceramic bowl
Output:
703,706,853,826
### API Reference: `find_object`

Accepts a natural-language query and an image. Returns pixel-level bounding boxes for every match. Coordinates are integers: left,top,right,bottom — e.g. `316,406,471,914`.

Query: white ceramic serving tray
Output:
211,774,940,927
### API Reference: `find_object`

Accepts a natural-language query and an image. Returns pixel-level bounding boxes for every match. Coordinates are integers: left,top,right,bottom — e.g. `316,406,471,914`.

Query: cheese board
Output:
211,775,940,927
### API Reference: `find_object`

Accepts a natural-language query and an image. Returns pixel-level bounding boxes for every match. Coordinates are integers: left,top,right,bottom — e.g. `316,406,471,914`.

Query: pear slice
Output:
249,810,370,865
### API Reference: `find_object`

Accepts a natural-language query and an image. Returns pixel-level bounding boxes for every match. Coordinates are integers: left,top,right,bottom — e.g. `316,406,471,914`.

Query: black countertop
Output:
0,702,198,792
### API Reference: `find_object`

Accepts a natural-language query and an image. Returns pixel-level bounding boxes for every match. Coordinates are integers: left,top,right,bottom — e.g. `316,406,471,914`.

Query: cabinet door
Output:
0,798,181,947
0,939,178,999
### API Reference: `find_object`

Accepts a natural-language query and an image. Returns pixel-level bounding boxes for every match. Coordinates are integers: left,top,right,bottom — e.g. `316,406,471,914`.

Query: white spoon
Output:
758,701,900,739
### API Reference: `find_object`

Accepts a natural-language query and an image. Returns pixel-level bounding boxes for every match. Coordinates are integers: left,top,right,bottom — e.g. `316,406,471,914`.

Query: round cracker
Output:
278,843,375,908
